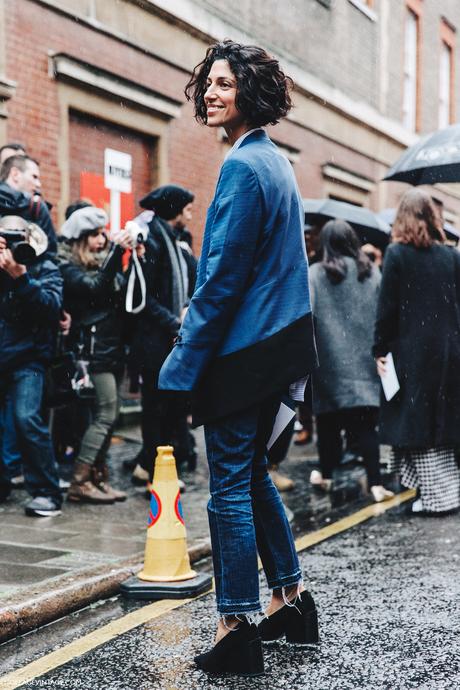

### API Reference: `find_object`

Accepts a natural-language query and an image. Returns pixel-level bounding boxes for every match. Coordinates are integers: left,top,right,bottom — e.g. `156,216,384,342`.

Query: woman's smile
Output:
204,59,248,142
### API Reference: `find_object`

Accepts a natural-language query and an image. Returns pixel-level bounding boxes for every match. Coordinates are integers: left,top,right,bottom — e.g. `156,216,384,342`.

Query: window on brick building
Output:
439,19,456,129
439,43,452,128
403,9,419,131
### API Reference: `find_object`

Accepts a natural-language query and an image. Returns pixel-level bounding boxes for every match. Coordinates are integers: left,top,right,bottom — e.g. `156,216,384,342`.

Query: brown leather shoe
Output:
294,429,311,446
92,464,127,502
67,461,115,504
269,467,295,492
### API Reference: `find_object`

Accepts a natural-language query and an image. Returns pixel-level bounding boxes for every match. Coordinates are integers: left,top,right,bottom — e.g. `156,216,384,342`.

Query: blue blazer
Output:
159,129,317,423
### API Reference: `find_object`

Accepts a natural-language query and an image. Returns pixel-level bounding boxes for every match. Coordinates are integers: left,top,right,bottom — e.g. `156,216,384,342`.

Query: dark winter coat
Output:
310,258,381,414
0,182,57,255
56,241,125,374
127,218,195,375
0,258,63,373
373,242,460,448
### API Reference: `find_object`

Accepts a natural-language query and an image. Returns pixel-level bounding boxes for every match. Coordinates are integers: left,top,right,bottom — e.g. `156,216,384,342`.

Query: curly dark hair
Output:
319,219,372,284
185,39,293,127
392,189,446,248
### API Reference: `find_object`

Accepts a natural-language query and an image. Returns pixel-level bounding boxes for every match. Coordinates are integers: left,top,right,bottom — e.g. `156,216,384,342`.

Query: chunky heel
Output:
258,590,319,646
194,620,265,677
285,607,319,646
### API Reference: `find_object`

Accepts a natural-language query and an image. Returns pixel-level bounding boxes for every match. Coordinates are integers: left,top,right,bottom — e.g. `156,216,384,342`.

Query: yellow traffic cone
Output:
139,446,196,582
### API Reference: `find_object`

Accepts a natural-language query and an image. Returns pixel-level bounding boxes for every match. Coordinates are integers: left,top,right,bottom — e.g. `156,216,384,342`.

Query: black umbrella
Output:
378,207,460,242
384,123,460,185
303,198,391,248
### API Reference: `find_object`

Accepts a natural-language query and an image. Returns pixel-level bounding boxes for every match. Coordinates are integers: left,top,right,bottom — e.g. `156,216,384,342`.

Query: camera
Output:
0,229,38,264
125,220,149,247
0,216,48,265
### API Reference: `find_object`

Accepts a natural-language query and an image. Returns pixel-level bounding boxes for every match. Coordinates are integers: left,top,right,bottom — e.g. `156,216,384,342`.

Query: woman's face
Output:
204,59,246,135
86,228,107,252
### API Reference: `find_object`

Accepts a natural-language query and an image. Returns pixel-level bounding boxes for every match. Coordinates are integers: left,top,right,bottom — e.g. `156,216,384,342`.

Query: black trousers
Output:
316,406,381,487
137,369,193,479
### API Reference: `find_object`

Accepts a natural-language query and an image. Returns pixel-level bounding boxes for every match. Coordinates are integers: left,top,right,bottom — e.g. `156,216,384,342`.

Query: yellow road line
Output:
1,489,415,690
294,488,415,552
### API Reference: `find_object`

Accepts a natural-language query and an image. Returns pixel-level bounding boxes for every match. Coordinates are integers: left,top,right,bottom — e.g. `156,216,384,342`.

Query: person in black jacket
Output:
374,189,460,515
127,185,196,485
0,215,62,517
0,155,57,255
57,206,131,504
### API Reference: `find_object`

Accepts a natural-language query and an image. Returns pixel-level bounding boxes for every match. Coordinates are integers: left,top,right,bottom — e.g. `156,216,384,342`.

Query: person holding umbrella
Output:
373,189,460,516
159,40,318,676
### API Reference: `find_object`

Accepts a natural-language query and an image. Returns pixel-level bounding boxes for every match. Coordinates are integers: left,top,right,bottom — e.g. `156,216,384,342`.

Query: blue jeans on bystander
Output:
0,365,61,505
204,392,301,616
0,393,22,480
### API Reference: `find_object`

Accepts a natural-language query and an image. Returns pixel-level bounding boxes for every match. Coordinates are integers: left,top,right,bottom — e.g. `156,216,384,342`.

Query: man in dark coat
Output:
0,215,63,516
128,185,196,483
0,155,57,255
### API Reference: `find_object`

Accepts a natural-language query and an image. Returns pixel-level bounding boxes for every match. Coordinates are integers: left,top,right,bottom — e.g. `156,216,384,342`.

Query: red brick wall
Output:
3,0,403,251
68,110,154,219
3,0,224,249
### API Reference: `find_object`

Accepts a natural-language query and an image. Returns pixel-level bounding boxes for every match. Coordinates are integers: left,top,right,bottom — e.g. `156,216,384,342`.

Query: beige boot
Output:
269,466,295,492
92,463,127,502
67,461,115,504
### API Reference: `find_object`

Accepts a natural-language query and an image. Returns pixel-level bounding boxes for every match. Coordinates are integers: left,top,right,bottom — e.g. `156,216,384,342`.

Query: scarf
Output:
156,218,188,317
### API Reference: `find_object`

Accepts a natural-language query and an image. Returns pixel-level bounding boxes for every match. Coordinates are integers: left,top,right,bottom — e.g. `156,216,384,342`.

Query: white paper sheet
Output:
380,352,400,401
267,401,296,450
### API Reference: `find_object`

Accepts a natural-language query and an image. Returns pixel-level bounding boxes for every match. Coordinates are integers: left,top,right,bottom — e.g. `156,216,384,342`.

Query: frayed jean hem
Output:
217,602,262,617
267,570,302,590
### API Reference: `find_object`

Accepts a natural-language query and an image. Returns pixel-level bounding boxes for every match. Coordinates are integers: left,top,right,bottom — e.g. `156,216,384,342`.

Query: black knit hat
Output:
139,184,194,220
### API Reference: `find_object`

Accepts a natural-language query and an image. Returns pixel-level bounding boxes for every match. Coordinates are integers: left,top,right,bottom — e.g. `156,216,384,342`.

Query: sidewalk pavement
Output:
0,425,390,642
14,503,459,690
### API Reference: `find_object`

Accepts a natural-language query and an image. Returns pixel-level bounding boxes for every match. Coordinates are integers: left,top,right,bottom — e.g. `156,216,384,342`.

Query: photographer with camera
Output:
57,206,132,504
0,155,57,255
126,185,197,487
0,215,63,517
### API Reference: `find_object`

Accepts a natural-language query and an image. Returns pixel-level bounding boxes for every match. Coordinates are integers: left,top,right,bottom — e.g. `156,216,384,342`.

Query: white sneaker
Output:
310,470,323,486
370,486,395,503
310,470,332,492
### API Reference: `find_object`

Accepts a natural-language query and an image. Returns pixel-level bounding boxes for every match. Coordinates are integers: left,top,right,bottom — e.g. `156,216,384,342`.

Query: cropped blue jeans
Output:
204,393,301,616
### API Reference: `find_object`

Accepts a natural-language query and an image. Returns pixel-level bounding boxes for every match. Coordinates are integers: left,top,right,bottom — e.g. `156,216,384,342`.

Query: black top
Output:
127,218,195,374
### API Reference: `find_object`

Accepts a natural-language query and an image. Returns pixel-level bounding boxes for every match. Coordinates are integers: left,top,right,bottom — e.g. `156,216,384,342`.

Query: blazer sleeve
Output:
159,158,263,391
373,245,400,358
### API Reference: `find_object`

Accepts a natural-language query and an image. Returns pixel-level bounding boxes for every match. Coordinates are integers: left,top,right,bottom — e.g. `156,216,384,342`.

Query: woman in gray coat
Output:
309,220,394,503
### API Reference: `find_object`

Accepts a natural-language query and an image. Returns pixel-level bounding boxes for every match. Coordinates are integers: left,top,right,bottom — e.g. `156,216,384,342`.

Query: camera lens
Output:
12,242,36,265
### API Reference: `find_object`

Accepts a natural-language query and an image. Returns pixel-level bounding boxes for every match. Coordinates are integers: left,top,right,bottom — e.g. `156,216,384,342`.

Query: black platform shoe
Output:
258,590,319,646
194,619,264,677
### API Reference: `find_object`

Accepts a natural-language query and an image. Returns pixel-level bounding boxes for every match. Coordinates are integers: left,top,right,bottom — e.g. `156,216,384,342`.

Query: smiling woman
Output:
159,40,318,677
185,39,293,142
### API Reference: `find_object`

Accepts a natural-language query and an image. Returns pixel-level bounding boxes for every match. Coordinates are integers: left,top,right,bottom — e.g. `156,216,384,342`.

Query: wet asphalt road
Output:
3,504,460,690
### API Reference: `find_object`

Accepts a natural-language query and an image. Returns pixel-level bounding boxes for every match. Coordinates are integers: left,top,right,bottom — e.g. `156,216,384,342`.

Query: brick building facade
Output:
0,0,459,247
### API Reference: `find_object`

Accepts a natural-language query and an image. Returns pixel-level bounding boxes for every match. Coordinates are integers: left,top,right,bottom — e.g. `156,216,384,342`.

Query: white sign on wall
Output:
104,148,132,193
104,148,132,233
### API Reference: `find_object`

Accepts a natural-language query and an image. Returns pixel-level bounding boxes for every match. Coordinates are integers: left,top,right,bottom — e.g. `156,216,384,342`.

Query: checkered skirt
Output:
390,446,460,513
